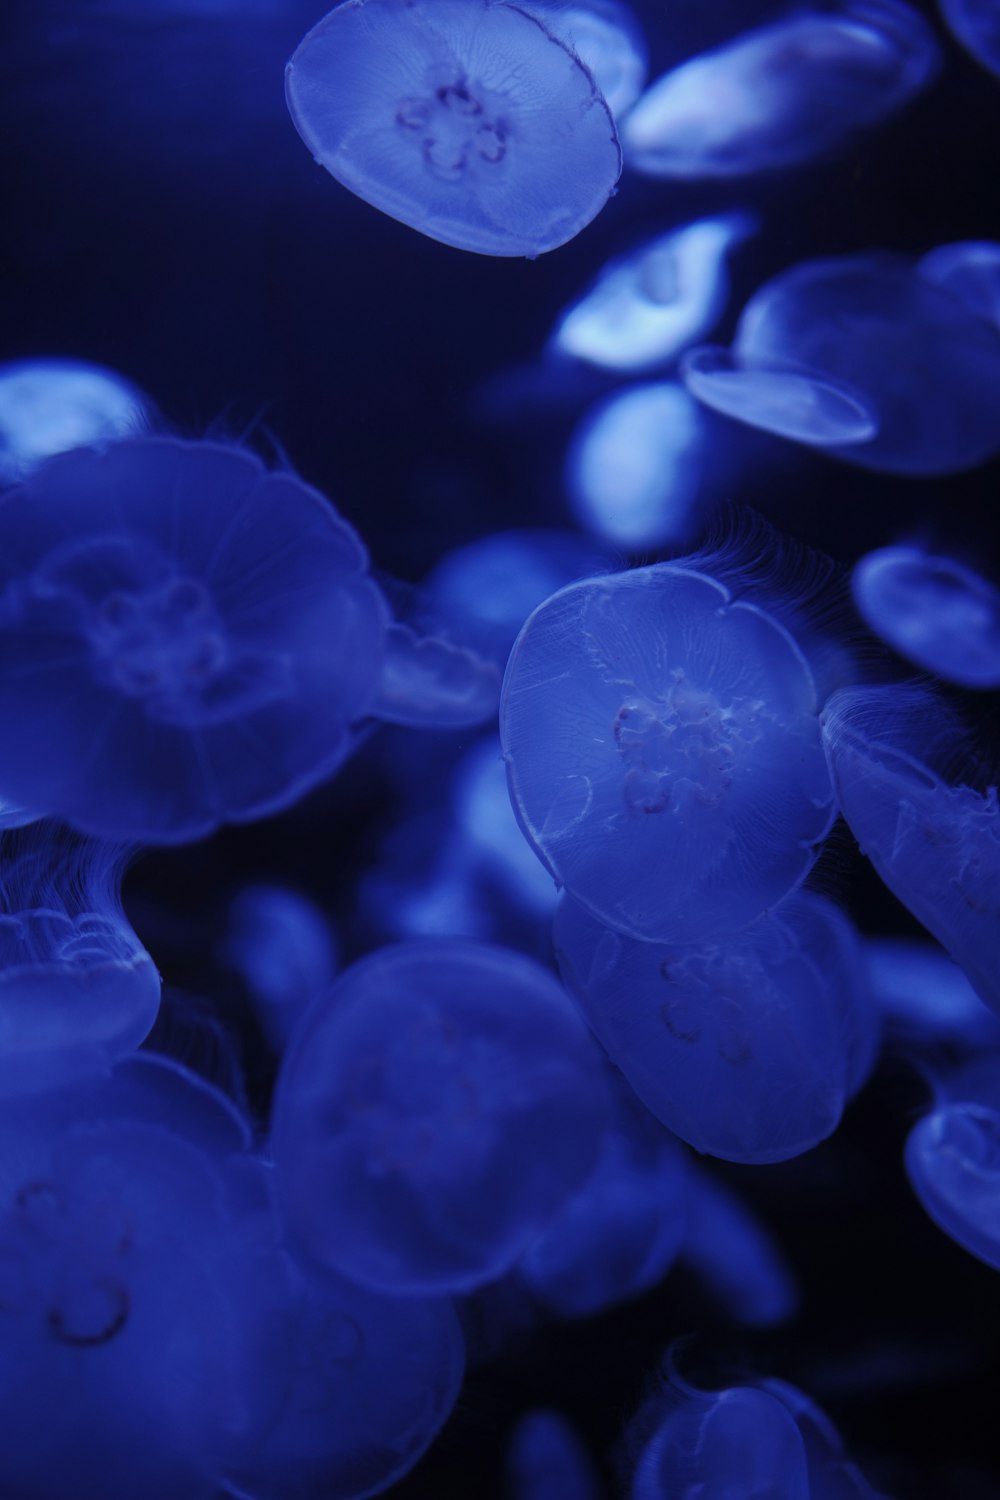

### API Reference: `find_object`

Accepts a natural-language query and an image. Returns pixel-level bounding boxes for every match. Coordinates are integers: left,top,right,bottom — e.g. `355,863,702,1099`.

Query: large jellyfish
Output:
937,0,1000,79
499,558,836,945
621,0,939,179
0,358,151,487
285,0,622,257
270,939,609,1294
0,437,389,843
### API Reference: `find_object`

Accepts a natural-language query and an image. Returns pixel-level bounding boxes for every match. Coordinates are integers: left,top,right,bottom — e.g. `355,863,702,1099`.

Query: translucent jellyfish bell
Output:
681,346,880,448
937,0,1000,79
500,560,836,945
372,620,501,728
521,0,648,118
271,939,609,1294
906,1092,1000,1275
285,0,622,258
0,437,389,843
919,240,1000,330
866,937,1000,1048
621,0,939,180
505,1410,603,1500
452,735,559,916
852,544,1000,689
0,358,151,487
222,884,338,1052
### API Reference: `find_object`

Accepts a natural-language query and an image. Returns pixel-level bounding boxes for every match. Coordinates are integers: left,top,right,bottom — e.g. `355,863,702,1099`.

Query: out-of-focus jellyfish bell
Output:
372,620,501,728
937,0,1000,79
521,0,648,118
222,884,338,1051
680,1165,800,1327
684,252,1000,474
905,1064,1000,1274
500,559,836,945
285,0,622,257
621,0,939,179
852,544,1000,689
0,436,389,843
452,735,559,916
556,889,877,1163
919,240,1000,330
866,937,1000,1048
554,215,757,374
505,1409,603,1500
271,939,609,1293
0,357,151,487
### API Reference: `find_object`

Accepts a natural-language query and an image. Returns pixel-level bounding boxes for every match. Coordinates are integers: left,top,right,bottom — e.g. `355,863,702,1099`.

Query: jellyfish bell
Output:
505,1409,603,1500
0,358,152,488
681,346,880,448
866,937,1000,1048
919,240,1000,331
372,620,501,729
936,0,1000,80
285,0,622,257
906,1099,1000,1274
521,0,648,118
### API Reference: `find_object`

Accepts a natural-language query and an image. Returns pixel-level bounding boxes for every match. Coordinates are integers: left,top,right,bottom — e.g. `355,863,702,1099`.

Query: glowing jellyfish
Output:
285,0,622,257
372,621,501,728
760,1377,886,1498
821,686,1000,1017
0,437,389,843
852,545,1000,689
937,0,1000,79
919,240,1000,330
553,214,757,373
621,0,939,179
522,0,648,117
565,383,713,551
505,1410,602,1500
500,558,836,945
223,884,338,1051
680,1165,799,1328
866,937,1000,1048
555,889,876,1163
0,358,151,487
684,252,1000,474
271,939,609,1293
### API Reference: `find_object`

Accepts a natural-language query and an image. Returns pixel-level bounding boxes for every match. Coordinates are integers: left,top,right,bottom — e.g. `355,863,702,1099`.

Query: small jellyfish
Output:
555,889,876,1163
681,346,880,448
905,1059,1000,1274
919,240,1000,330
270,939,609,1293
0,437,390,843
372,620,501,728
500,557,836,945
680,1165,799,1328
821,686,1000,1017
852,544,1000,689
937,0,1000,79
285,0,622,257
553,214,757,373
866,936,1000,1048
0,357,151,487
223,884,338,1051
521,0,648,118
621,0,939,179
505,1409,604,1500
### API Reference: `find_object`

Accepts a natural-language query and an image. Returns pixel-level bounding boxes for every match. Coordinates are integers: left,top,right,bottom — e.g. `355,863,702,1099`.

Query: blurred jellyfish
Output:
452,735,559,916
553,214,757,374
271,939,609,1293
522,0,648,117
565,382,714,550
621,0,939,179
0,437,390,843
359,809,496,941
680,1165,800,1328
500,556,836,945
555,889,877,1163
0,358,151,488
285,0,622,257
866,937,1000,1048
760,1377,887,1498
852,545,1000,689
821,686,1000,1016
937,0,1000,79
505,1409,604,1500
372,620,501,728
683,251,1000,474
919,240,1000,330
223,884,338,1051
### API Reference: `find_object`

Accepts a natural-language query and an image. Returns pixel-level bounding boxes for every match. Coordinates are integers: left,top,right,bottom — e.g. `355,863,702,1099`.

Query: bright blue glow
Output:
522,0,648,117
919,240,1000,329
285,0,622,257
0,358,151,487
505,1409,603,1500
373,620,501,727
938,0,1000,78
682,345,880,447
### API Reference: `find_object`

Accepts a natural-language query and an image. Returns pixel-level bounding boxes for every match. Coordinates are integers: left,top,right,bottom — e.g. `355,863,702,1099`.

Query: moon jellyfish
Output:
680,1165,799,1328
919,240,1000,330
223,884,338,1052
852,545,1000,689
553,214,757,374
821,686,1000,1016
271,939,609,1293
505,1410,603,1500
555,889,876,1163
0,357,151,487
760,1377,886,1498
687,251,1000,474
0,437,389,843
285,0,622,258
372,621,501,728
621,0,939,180
937,0,1000,79
521,0,648,118
866,937,1000,1048
500,558,836,945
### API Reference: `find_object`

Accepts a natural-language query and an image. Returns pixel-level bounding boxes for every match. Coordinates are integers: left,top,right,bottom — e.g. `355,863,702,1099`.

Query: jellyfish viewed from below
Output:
937,0,1000,79
500,559,836,945
372,620,501,728
271,939,609,1294
0,358,152,488
521,0,648,118
505,1409,603,1500
621,0,939,179
285,0,622,257
0,437,389,843
852,544,1000,689
919,239,1000,330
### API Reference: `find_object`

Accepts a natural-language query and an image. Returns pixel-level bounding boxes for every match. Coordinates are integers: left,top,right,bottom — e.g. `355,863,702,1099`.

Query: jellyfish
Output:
683,251,1000,474
852,545,1000,689
919,240,1000,330
270,939,609,1294
0,357,152,487
821,685,1000,1017
452,734,560,917
621,0,939,179
0,436,390,843
553,214,757,374
499,556,836,946
565,383,714,551
866,936,1000,1048
679,1165,800,1328
555,889,877,1163
505,1409,604,1500
937,0,1000,79
759,1378,887,1498
520,0,648,118
285,0,622,257
372,620,501,728
222,884,338,1051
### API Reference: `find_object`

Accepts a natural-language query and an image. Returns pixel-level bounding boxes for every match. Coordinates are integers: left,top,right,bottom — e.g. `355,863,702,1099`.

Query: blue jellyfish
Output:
521,0,648,118
500,558,836,945
0,437,389,843
621,0,939,179
452,735,560,917
852,544,1000,689
905,1056,1000,1274
866,937,1000,1048
684,251,1000,474
553,214,757,373
565,383,714,551
680,1165,799,1328
937,0,1000,79
372,620,501,728
760,1377,887,1498
223,884,338,1051
555,889,877,1163
821,686,1000,1017
0,357,151,488
270,939,609,1293
505,1409,603,1500
285,0,622,257
919,240,1000,330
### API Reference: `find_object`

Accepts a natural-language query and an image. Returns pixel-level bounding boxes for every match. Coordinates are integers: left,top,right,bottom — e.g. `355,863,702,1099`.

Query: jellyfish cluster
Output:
1,0,999,1494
